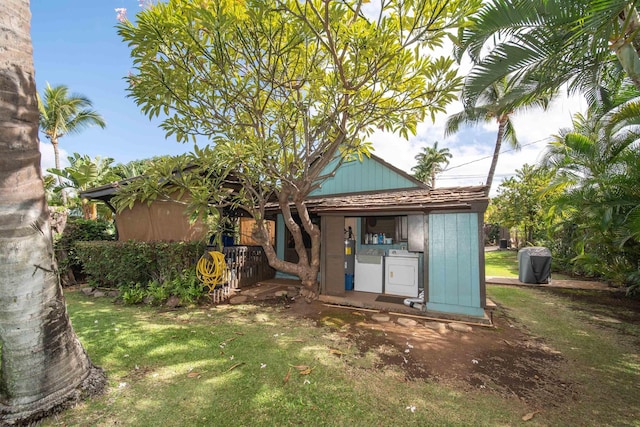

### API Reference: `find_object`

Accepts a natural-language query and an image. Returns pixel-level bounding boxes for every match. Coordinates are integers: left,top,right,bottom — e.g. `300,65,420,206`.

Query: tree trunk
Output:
485,118,507,196
50,139,68,206
0,2,105,425
48,208,77,286
253,189,321,302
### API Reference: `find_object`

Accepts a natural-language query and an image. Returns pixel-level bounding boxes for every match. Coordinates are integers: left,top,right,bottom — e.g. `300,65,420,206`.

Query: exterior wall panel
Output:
310,156,419,197
427,213,484,317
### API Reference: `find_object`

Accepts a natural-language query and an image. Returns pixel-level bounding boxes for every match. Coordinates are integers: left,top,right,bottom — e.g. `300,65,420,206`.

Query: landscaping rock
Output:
229,295,249,305
107,291,119,298
166,295,181,308
424,321,447,332
448,322,473,333
275,290,289,297
81,287,94,296
397,317,418,327
92,291,106,298
371,314,391,323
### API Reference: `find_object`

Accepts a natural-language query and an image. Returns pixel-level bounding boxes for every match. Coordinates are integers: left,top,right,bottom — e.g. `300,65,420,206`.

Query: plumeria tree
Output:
115,0,480,300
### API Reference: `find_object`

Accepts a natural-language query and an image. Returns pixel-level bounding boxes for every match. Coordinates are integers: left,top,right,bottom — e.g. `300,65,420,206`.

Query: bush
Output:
55,218,115,283
76,240,208,305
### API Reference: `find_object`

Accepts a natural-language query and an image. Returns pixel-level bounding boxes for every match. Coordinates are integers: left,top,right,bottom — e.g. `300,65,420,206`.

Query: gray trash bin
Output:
518,247,551,284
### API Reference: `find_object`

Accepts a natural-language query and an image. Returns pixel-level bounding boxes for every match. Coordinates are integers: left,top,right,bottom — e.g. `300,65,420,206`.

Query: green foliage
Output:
457,0,640,106
487,164,559,246
55,218,115,280
140,269,204,306
120,284,146,305
47,152,121,219
115,0,480,280
38,83,106,140
75,241,208,304
537,81,640,288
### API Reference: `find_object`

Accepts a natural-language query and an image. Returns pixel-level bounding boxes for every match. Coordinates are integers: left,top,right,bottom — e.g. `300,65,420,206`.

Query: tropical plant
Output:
487,164,558,247
54,218,115,285
456,0,640,107
116,0,480,300
445,76,551,194
411,141,452,187
540,81,640,289
48,153,120,219
113,158,155,179
43,173,62,206
37,83,106,205
0,2,105,424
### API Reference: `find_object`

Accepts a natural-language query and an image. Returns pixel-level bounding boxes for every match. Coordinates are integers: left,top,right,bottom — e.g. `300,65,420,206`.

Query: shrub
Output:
76,240,208,304
55,218,115,283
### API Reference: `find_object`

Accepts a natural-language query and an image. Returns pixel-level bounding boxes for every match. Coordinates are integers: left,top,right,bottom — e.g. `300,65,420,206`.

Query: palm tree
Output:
456,0,640,107
0,2,105,424
445,77,550,195
38,83,106,205
411,141,452,188
541,83,640,286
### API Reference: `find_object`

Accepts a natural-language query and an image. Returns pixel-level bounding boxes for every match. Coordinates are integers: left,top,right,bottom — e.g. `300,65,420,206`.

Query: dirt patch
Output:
253,295,580,409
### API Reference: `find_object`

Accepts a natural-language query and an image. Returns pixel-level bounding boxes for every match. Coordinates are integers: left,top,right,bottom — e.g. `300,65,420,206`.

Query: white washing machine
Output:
354,249,385,293
384,249,419,297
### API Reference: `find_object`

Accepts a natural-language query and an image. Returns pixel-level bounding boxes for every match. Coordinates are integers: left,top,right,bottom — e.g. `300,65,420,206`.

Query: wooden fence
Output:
207,245,276,303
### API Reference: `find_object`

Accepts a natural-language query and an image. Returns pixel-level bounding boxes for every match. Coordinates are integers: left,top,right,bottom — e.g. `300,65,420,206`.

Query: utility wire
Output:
441,137,549,173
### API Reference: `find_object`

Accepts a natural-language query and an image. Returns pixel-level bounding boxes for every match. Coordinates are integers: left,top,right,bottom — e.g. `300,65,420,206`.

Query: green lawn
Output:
485,249,572,280
42,288,639,426
485,250,520,277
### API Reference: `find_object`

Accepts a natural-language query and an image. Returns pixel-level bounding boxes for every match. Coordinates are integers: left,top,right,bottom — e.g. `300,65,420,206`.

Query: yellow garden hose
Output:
197,251,228,292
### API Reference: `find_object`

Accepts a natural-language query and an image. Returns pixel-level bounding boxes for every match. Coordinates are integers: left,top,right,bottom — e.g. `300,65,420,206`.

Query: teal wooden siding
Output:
427,213,484,317
310,156,419,197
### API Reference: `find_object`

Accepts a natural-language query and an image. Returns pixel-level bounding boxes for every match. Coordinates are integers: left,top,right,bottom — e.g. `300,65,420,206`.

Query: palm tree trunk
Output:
0,2,105,424
485,118,507,196
51,139,68,205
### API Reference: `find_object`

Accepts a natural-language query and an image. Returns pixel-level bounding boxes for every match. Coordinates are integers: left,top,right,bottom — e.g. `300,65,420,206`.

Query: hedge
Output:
75,240,206,289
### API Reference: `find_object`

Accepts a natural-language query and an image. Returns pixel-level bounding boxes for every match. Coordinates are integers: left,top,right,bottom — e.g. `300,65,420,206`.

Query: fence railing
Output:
203,245,274,304
224,245,275,287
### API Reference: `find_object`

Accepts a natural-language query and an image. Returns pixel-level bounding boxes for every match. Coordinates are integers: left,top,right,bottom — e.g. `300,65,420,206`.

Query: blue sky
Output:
31,1,585,194
32,1,195,169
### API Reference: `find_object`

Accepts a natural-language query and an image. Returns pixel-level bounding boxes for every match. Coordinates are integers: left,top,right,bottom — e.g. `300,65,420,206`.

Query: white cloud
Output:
39,141,69,175
370,90,585,196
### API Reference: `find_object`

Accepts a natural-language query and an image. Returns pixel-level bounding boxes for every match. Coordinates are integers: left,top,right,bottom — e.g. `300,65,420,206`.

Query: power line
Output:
442,137,549,173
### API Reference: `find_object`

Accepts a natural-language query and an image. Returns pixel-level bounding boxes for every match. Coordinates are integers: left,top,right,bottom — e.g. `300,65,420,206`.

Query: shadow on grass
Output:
63,291,489,427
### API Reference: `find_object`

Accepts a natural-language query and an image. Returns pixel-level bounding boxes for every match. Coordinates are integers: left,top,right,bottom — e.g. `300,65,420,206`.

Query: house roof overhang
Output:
265,185,489,216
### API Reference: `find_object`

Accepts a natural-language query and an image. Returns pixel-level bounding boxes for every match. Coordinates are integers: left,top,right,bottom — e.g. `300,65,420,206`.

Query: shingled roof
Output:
267,185,489,215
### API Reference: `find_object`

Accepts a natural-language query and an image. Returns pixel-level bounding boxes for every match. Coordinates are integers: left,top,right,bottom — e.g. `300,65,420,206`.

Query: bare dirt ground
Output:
254,287,640,410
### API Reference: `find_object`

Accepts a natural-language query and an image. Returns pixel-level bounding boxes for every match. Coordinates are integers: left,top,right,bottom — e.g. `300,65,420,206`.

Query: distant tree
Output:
411,141,452,187
116,0,480,300
37,83,106,205
445,77,550,195
114,159,152,179
48,153,120,220
487,164,557,246
0,2,105,424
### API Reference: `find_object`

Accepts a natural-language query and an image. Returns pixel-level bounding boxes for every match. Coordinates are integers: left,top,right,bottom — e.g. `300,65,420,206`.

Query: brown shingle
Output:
268,186,488,214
